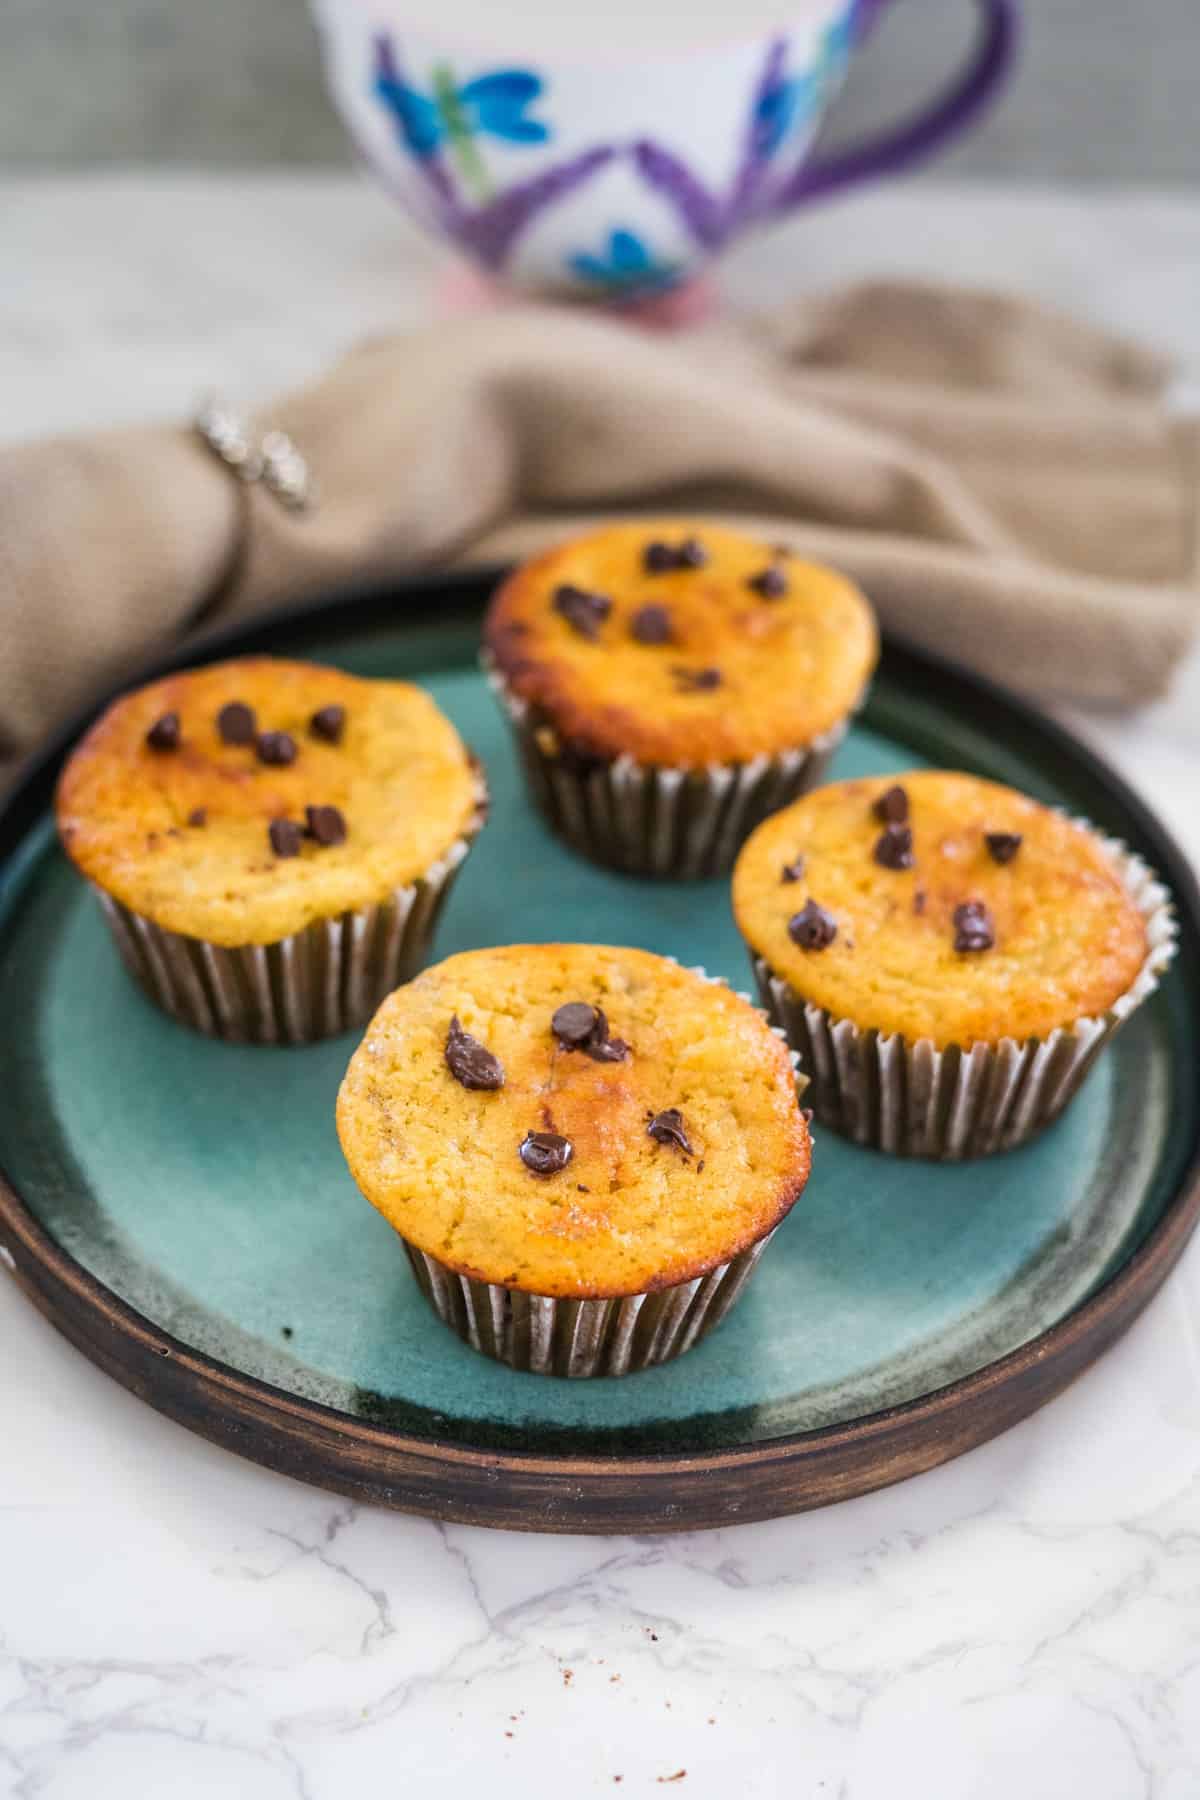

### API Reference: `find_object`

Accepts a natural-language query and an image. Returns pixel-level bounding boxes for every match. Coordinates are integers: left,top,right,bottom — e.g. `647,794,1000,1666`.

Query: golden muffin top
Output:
336,944,811,1299
733,770,1149,1048
484,520,878,767
56,658,484,947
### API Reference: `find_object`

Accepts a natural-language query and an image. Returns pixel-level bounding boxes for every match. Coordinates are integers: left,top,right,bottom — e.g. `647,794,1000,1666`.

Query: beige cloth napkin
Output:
1,280,1196,766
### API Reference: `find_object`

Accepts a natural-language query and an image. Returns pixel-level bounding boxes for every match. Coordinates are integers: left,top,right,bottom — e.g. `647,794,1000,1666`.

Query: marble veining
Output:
2,175,1199,1798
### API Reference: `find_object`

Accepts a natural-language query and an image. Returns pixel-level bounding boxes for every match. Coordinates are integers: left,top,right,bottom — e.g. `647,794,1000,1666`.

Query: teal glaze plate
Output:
1,575,1198,1532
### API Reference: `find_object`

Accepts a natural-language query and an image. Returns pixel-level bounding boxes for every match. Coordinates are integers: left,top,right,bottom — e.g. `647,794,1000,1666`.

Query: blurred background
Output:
2,0,1197,179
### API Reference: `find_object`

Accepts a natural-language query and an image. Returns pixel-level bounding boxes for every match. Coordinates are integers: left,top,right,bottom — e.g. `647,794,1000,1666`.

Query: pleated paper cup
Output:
484,655,857,880
93,777,488,1045
748,832,1176,1161
390,962,807,1377
401,1230,780,1378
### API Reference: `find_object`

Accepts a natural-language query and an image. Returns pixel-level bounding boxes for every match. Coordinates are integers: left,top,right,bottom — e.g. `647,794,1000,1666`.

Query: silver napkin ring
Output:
194,397,315,513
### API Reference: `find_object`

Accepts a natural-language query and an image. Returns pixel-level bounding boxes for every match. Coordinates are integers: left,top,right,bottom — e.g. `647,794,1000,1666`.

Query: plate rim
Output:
2,571,1198,1533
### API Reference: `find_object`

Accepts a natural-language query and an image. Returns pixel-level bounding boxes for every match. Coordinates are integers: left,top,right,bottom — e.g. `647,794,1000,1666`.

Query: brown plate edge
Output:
3,1159,1198,1532
1,571,1198,1534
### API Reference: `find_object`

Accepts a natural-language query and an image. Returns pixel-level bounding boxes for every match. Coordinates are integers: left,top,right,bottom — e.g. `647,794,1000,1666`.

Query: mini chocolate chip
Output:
553,583,611,640
187,807,207,828
519,1130,573,1175
643,540,678,573
985,831,1023,865
268,817,302,857
873,785,909,824
257,729,297,767
672,666,721,692
874,823,914,870
647,1108,693,1156
696,1158,705,1174
781,856,805,883
445,1015,504,1091
913,889,927,915
747,565,788,600
630,604,673,645
304,804,347,847
954,900,995,952
217,701,256,745
789,900,838,950
552,1001,600,1046
553,1001,630,1062
146,712,180,752
281,1326,293,1339
677,536,707,569
309,704,346,744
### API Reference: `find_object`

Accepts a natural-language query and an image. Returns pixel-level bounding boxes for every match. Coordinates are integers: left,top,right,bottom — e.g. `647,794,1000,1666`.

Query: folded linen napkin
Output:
0,279,1195,766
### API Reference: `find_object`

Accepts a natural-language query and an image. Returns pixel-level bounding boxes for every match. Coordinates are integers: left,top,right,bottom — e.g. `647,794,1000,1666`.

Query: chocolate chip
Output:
552,1001,600,1046
552,1001,630,1063
146,712,180,752
954,900,995,952
187,807,207,828
553,583,611,640
985,831,1023,865
268,817,302,858
647,1108,693,1156
643,537,707,573
444,1015,504,1091
874,823,914,870
672,666,721,693
309,704,346,744
789,900,838,950
519,1130,573,1175
217,701,256,745
303,804,346,846
747,566,788,600
643,541,678,573
781,857,805,883
913,889,927,915
630,604,673,645
873,785,909,824
257,730,297,767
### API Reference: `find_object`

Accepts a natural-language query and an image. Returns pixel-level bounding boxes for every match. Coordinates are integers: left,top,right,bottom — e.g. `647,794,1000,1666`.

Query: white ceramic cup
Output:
311,0,1017,300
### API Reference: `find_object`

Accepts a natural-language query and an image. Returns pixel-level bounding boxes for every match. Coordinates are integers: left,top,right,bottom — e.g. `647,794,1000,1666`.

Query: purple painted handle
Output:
776,0,1018,211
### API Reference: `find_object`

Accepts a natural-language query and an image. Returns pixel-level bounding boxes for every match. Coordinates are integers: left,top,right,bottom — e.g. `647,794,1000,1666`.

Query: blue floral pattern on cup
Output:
568,228,681,296
374,54,549,201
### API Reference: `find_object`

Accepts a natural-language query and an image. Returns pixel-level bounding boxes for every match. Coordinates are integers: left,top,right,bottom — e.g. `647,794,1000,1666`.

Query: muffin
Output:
56,657,487,1044
336,945,812,1376
483,520,877,878
733,771,1175,1159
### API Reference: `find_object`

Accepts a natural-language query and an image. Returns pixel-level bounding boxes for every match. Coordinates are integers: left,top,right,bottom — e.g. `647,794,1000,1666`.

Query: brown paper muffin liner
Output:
91,774,488,1044
748,830,1176,1160
484,655,857,879
395,963,806,1376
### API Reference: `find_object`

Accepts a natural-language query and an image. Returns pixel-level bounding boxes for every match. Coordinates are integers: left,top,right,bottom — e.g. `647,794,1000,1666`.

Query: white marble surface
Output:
2,175,1199,1799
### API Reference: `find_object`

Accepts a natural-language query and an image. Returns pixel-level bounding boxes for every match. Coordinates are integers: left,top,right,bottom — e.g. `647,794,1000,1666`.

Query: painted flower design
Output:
569,228,682,295
374,51,549,201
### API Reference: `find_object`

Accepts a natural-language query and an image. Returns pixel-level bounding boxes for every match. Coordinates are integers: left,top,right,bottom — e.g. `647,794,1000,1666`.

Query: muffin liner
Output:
748,829,1177,1160
401,1230,780,1378
484,655,857,879
92,775,488,1044
395,963,807,1377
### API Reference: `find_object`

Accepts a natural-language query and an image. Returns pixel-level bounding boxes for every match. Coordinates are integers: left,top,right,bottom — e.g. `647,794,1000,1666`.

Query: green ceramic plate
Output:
1,574,1198,1533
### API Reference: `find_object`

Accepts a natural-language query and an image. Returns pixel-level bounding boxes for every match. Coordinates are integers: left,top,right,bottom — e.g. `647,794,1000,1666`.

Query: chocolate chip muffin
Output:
732,771,1175,1159
336,945,812,1376
484,520,878,877
56,657,487,1043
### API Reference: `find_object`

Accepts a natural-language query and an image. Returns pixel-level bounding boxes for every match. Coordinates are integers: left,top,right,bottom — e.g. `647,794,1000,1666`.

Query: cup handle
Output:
774,0,1019,211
